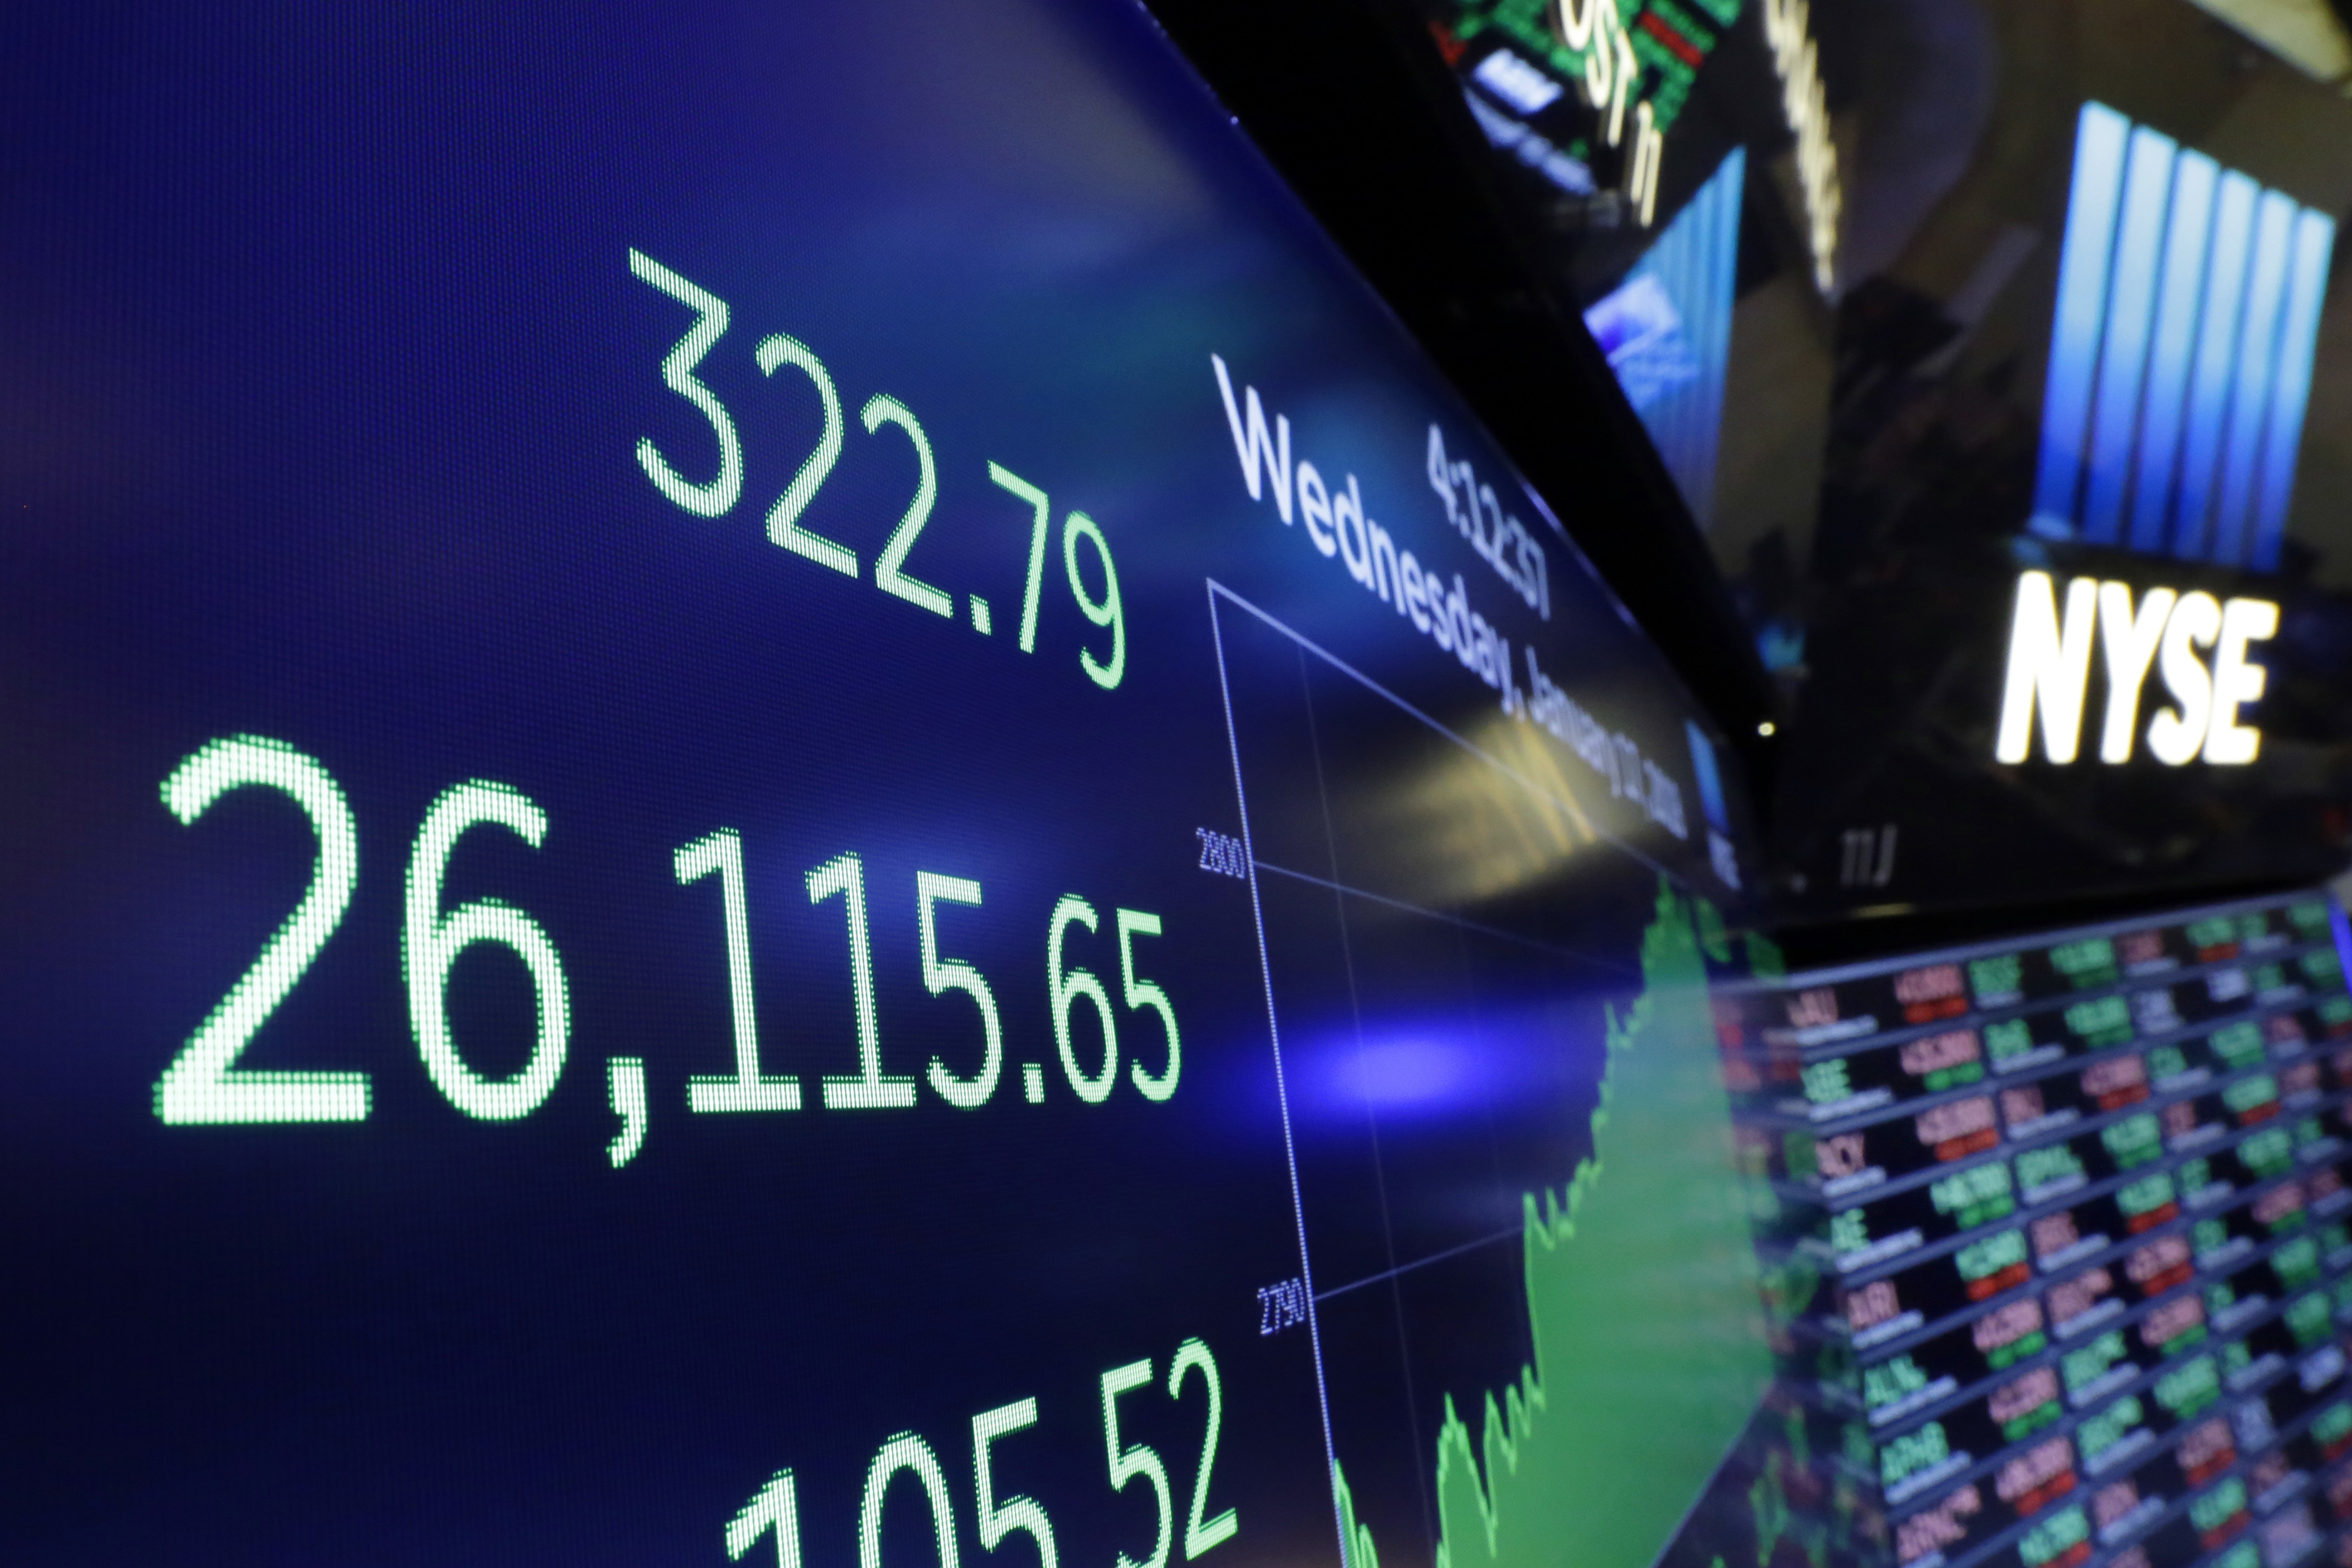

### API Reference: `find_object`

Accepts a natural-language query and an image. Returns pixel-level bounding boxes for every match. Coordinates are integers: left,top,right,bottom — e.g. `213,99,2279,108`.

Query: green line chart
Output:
1335,881,1774,1568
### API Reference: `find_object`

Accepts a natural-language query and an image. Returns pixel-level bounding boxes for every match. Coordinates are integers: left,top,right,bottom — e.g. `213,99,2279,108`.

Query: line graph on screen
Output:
1207,583,1770,1568
1332,882,1770,1568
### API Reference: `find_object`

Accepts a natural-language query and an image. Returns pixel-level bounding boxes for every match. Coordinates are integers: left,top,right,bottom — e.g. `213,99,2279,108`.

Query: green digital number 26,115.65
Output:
157,735,569,1127
675,841,1177,1117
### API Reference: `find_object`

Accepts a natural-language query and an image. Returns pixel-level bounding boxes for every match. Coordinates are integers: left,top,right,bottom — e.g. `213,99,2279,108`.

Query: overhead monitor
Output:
0,1,1774,1564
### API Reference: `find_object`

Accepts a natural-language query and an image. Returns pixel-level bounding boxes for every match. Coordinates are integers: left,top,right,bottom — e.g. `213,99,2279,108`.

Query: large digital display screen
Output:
1726,889,2352,1568
0,1,1772,1563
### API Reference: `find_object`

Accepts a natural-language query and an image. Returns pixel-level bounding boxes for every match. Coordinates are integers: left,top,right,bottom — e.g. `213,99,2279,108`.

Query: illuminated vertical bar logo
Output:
2029,101,2335,571
1583,148,1745,527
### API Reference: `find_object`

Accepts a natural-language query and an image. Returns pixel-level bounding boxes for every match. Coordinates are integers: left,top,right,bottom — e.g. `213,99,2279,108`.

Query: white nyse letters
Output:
1994,571,2277,767
2208,596,2280,764
2146,590,2220,766
1994,571,2097,764
2095,581,2174,763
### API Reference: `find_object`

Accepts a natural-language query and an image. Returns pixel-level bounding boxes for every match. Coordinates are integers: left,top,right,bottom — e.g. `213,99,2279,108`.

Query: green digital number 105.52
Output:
727,1337,1237,1568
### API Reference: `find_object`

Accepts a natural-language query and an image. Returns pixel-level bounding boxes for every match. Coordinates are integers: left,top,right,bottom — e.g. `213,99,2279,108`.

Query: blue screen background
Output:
0,0,1763,1562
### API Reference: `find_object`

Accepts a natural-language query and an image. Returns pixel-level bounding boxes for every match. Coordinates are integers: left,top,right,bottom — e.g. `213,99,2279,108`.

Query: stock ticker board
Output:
0,0,1776,1563
1725,892,2352,1568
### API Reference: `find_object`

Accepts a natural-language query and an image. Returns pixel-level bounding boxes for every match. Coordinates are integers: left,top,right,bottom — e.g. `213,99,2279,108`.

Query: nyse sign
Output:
1995,569,2279,766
